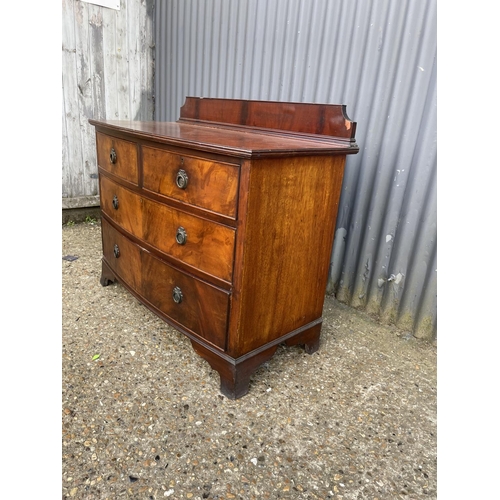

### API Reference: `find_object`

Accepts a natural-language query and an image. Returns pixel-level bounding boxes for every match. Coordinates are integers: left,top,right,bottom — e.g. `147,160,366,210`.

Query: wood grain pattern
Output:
179,97,357,141
142,145,240,218
101,218,229,349
101,217,143,291
228,155,346,356
100,175,236,282
96,132,138,184
93,98,359,398
89,120,359,158
140,245,229,351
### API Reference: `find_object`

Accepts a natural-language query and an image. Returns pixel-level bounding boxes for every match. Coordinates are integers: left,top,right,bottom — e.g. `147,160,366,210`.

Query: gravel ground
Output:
62,220,437,500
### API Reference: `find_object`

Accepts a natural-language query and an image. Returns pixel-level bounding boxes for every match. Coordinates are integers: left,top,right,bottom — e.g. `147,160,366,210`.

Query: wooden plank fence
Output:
62,0,154,208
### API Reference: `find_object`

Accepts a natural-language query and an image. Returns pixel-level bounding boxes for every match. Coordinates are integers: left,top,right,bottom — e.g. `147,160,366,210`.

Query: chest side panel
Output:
229,155,346,356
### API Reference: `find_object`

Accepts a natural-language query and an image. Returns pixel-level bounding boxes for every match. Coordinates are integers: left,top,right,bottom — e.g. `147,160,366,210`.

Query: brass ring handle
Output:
113,244,120,258
175,226,187,245
112,195,119,210
172,286,183,304
175,169,188,189
109,148,117,164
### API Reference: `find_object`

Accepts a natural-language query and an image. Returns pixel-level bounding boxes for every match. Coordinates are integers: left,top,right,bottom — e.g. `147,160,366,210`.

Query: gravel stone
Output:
63,220,437,499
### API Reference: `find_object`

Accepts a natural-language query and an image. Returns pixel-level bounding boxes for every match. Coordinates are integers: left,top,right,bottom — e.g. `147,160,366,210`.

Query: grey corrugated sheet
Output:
154,0,437,340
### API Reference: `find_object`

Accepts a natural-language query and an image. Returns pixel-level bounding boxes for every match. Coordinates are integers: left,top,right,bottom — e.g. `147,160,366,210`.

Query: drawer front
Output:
142,146,239,218
100,176,235,282
101,218,143,291
102,219,229,349
96,132,138,184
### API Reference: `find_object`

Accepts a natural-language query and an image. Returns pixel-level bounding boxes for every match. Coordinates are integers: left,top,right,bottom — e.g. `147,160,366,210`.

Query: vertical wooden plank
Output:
61,0,80,198
102,7,118,119
115,0,130,119
147,0,155,118
139,0,154,120
86,3,106,196
73,0,91,199
71,0,99,198
127,0,141,120
61,92,71,199
62,0,85,198
137,0,148,119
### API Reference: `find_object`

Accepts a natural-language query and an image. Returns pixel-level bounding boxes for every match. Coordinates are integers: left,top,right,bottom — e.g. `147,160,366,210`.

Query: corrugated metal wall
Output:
154,0,437,340
62,0,155,208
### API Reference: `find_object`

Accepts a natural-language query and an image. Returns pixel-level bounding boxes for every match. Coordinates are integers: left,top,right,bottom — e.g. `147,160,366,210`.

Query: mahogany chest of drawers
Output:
90,97,358,399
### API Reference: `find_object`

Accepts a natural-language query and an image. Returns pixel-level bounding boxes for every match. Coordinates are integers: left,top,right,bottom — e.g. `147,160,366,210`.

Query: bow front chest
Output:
90,97,358,398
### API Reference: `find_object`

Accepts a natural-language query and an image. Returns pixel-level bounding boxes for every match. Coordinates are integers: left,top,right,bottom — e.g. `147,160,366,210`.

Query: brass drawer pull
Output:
113,244,120,258
175,169,188,189
109,147,117,164
112,195,119,210
172,286,183,304
175,226,187,245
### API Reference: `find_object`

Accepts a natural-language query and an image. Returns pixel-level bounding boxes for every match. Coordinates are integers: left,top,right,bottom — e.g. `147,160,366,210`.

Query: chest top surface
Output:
89,97,358,158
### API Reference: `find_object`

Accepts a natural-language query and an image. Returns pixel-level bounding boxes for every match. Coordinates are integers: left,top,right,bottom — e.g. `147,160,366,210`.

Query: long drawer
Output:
102,218,229,350
100,175,236,282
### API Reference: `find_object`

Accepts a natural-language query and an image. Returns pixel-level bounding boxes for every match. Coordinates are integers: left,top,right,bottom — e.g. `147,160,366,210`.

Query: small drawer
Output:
96,132,138,184
100,176,236,282
142,146,239,218
101,218,229,349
